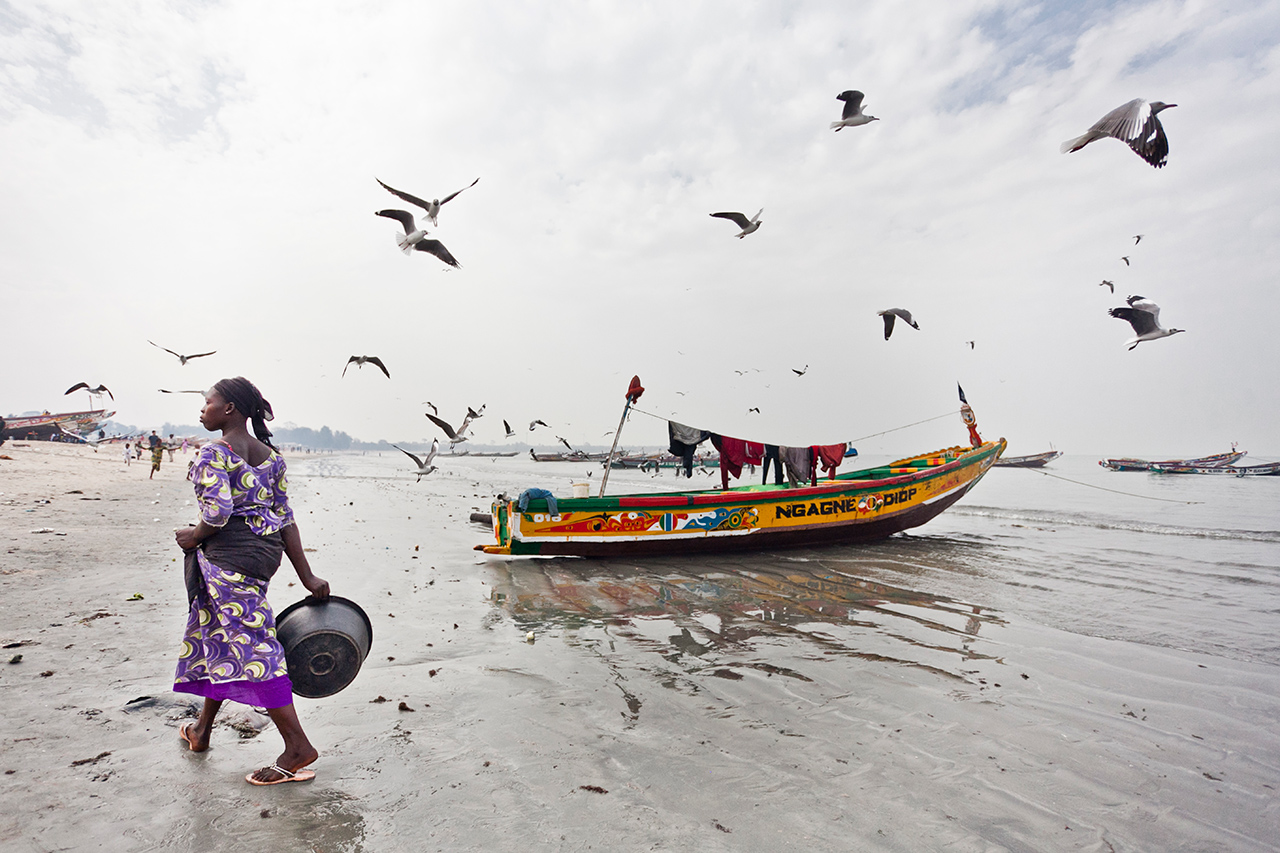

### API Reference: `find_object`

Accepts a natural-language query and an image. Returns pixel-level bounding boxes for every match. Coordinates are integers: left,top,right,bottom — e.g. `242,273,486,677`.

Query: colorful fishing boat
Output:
993,450,1062,468
478,439,1006,557
1099,450,1245,471
1148,460,1280,476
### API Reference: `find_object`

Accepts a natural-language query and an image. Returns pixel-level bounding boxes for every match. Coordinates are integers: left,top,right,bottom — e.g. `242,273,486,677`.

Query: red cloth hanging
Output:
814,443,847,479
711,436,765,489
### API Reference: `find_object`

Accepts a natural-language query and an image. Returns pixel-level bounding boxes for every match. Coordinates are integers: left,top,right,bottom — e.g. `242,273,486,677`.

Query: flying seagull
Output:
467,404,486,420
65,382,113,400
792,364,808,376
710,209,763,238
1109,295,1185,350
1060,98,1177,168
747,407,760,414
376,177,480,227
503,420,515,438
1100,280,1115,293
426,412,475,445
393,440,439,481
529,419,548,431
159,389,203,394
343,355,390,379
1121,256,1130,266
1133,234,1144,244
964,341,975,350
878,308,920,340
422,401,438,416
375,210,461,267
556,436,573,451
148,341,216,365
830,90,879,131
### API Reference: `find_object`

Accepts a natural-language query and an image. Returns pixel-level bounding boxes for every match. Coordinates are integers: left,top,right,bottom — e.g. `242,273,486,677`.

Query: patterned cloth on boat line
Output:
710,435,765,489
780,445,816,487
174,442,297,709
517,488,558,515
814,443,848,479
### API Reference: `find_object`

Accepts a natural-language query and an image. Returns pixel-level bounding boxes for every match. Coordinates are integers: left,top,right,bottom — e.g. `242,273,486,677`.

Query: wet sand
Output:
2,442,1278,851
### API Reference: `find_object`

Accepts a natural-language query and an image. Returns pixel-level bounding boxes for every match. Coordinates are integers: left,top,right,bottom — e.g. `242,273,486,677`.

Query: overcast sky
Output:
3,0,1278,456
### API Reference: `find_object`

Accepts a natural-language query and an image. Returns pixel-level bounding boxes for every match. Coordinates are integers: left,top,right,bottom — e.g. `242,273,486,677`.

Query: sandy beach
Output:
2,440,1279,852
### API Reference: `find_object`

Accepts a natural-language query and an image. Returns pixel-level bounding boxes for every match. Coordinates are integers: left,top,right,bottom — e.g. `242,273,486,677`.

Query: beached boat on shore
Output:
1100,450,1244,471
478,439,1005,557
530,449,612,462
1,408,115,442
993,450,1061,468
607,453,720,470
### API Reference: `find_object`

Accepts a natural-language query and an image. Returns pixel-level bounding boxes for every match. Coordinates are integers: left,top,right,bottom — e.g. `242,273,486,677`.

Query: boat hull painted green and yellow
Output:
479,439,1005,557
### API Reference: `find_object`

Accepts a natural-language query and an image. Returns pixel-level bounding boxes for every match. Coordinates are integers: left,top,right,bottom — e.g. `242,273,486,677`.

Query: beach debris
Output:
393,440,438,481
3,640,34,649
429,669,438,677
878,308,920,340
713,820,732,833
377,176,480,227
579,785,608,794
371,695,388,703
374,209,461,267
710,208,763,238
398,701,415,712
127,593,144,601
148,340,216,365
70,751,111,767
830,90,879,131
8,654,21,664
526,631,535,643
40,670,53,677
1061,98,1176,168
342,355,391,379
260,810,272,819
30,528,55,534
1109,295,1185,350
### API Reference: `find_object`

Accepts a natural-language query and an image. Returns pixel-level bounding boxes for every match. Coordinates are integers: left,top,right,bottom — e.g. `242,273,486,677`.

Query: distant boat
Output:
479,440,1005,557
607,453,720,470
1100,450,1245,471
993,450,1062,468
530,449,612,462
1148,460,1280,476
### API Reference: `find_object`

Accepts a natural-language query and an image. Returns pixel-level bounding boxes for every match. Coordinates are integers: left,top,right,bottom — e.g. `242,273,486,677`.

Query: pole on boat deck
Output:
599,376,644,498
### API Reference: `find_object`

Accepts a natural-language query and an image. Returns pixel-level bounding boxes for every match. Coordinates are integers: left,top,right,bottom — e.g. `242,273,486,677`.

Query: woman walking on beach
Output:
173,377,330,786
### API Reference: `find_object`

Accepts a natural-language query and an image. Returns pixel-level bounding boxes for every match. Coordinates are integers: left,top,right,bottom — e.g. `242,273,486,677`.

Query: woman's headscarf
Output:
213,377,276,449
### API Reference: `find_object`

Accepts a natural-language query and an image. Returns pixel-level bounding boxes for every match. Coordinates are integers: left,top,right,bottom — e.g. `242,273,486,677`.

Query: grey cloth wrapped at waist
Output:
183,515,285,603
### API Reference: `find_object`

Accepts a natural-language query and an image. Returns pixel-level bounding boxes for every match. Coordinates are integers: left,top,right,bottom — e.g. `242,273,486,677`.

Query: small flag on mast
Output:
957,383,968,405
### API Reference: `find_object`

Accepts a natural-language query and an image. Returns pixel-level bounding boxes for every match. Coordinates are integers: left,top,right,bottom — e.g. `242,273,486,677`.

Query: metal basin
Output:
275,595,373,699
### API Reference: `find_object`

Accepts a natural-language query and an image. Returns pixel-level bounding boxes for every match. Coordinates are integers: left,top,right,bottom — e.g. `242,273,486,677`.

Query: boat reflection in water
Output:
484,548,1004,687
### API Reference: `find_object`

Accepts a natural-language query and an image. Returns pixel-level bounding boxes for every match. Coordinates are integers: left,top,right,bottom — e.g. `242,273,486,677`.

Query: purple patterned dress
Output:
173,442,296,708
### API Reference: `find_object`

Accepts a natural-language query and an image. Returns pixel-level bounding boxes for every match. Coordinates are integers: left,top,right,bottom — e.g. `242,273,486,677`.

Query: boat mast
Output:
598,375,644,498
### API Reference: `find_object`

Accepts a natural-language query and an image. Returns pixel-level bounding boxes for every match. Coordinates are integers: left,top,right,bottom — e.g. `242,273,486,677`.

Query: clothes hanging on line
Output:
761,444,783,485
780,445,816,488
668,421,710,477
709,434,764,489
814,443,848,479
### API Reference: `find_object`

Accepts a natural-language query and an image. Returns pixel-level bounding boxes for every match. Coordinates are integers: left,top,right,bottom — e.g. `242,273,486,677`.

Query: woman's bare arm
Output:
280,523,329,599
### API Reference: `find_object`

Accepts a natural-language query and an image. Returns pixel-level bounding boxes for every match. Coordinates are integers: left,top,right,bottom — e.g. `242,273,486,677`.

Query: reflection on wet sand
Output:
485,550,1004,688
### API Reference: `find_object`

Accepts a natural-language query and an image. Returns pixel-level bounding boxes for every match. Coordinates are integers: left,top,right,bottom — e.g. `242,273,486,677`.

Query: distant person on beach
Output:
123,443,131,466
149,441,163,479
167,434,176,461
172,377,329,786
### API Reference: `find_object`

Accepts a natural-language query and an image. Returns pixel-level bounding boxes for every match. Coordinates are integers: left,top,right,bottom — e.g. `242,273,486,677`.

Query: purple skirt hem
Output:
174,674,294,708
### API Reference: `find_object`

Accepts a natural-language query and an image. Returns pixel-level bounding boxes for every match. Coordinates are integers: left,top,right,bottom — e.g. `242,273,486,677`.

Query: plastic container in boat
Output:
275,595,373,698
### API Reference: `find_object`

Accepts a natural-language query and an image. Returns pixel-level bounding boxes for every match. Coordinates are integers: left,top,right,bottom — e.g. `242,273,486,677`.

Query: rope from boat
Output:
1024,469,1203,504
628,406,956,445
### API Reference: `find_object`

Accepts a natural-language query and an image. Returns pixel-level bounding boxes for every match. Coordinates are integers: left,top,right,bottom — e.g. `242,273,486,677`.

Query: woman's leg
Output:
182,697,222,751
248,703,319,782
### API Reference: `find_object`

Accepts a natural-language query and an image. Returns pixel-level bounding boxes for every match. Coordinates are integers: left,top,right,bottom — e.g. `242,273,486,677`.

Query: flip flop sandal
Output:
245,763,316,786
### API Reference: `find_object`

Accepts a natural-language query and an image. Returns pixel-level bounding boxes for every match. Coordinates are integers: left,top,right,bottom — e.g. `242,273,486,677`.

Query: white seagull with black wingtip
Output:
375,209,461,268
878,308,919,340
1109,295,1185,350
393,439,439,481
710,209,763,238
830,90,879,131
377,177,479,227
1061,98,1177,168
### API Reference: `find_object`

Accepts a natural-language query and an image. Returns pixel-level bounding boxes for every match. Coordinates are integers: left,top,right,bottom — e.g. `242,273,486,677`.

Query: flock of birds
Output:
60,95,1184,471
706,92,1185,351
